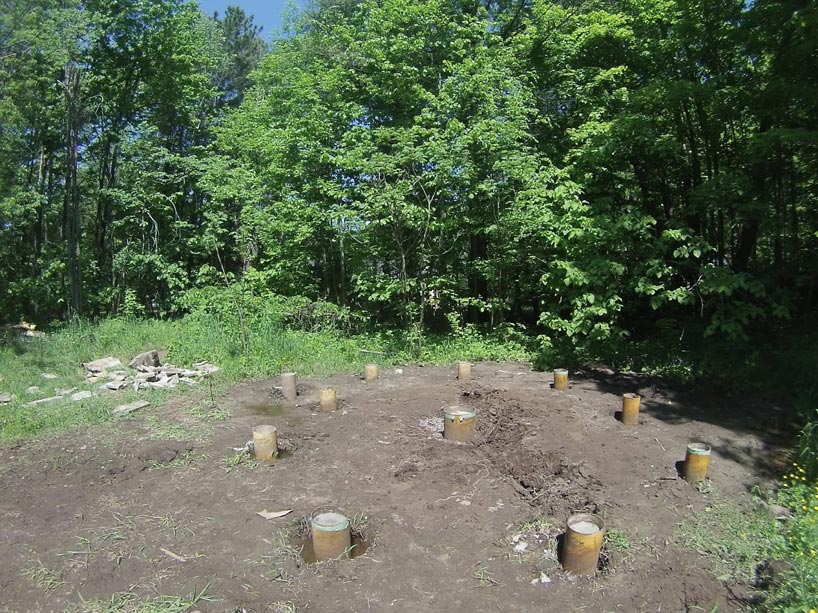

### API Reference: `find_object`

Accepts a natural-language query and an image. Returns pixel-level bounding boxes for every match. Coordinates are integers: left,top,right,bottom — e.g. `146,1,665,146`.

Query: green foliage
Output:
768,465,818,612
797,413,818,482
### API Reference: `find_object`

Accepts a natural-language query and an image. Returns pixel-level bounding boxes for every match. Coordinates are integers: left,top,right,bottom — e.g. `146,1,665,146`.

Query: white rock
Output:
103,380,127,391
82,357,122,373
0,392,14,403
25,386,41,394
128,350,161,369
70,391,94,401
41,373,58,380
531,573,552,586
514,541,529,553
112,400,150,417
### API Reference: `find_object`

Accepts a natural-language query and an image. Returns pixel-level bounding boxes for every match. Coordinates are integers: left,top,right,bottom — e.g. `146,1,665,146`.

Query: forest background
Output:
2,0,817,414
2,0,816,400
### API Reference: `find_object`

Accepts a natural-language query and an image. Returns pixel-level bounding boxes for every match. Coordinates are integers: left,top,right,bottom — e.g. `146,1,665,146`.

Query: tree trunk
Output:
63,61,83,317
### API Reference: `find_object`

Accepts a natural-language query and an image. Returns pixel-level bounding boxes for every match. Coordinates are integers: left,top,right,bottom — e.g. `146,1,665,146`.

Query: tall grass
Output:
0,308,532,441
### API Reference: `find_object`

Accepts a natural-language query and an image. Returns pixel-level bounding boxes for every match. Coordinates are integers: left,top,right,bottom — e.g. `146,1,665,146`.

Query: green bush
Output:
767,465,818,611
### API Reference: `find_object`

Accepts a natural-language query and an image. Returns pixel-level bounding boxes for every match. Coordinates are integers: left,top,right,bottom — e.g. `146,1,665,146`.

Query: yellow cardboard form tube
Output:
622,393,641,426
457,361,472,381
364,363,379,382
281,372,297,401
252,425,278,461
319,388,337,412
443,406,476,442
311,512,351,561
553,368,569,391
562,513,604,575
684,443,711,483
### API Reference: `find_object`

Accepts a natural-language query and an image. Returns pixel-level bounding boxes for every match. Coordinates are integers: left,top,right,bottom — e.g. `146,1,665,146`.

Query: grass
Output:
761,464,818,611
67,584,215,613
147,451,194,470
221,450,258,473
470,562,501,587
676,500,783,584
22,559,64,593
188,400,230,421
0,313,533,441
603,527,631,553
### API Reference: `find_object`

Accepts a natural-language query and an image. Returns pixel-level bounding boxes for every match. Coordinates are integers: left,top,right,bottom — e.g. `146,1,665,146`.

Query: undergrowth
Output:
762,463,818,611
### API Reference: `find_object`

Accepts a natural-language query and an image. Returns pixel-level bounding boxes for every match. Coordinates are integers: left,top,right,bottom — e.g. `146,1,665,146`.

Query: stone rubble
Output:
82,356,123,373
81,351,218,392
1,351,218,409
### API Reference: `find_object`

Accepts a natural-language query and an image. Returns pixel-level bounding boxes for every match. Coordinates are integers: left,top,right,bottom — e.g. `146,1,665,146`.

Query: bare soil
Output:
0,363,792,612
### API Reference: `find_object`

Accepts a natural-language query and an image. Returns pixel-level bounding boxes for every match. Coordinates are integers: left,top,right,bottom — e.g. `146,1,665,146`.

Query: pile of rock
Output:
83,351,219,392
2,350,218,410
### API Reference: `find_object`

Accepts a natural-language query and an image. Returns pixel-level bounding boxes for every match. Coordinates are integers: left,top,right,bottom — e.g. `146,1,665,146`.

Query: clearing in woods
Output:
0,363,789,612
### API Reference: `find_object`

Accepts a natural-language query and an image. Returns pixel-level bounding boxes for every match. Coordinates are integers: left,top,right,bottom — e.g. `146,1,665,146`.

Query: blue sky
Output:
198,0,296,40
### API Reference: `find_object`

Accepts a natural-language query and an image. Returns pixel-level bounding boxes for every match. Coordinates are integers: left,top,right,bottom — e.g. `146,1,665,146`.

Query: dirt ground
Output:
0,362,793,612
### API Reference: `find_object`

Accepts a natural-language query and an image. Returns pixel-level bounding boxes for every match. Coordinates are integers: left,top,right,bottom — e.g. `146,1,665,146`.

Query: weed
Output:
763,463,818,611
139,513,193,538
68,583,215,612
515,517,554,535
22,559,64,593
147,451,193,470
189,401,230,421
222,450,257,473
676,500,782,583
348,512,368,537
599,527,634,574
797,411,818,480
470,562,501,587
143,416,202,441
603,528,631,552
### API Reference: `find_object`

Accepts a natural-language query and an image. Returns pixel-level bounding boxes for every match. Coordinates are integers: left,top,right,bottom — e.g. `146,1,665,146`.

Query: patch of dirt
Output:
0,362,789,612
471,389,599,515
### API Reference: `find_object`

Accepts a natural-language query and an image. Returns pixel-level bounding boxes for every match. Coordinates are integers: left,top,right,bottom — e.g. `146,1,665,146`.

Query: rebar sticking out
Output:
281,372,297,401
622,393,641,426
320,388,337,412
252,425,278,461
311,512,351,561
